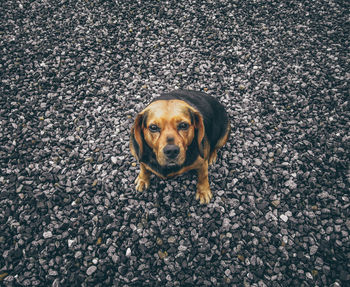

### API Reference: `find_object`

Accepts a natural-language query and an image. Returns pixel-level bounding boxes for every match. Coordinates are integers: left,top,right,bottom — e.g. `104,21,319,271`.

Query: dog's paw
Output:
135,175,150,192
195,185,213,204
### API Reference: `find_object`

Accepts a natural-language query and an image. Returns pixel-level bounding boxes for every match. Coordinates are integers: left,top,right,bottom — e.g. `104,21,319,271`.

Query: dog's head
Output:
131,100,205,167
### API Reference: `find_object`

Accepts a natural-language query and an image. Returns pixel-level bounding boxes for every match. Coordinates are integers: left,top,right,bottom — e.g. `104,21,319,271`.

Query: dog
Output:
130,90,230,204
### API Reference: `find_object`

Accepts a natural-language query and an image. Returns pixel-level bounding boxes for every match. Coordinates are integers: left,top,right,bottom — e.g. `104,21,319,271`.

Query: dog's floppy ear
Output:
189,109,205,158
131,111,148,159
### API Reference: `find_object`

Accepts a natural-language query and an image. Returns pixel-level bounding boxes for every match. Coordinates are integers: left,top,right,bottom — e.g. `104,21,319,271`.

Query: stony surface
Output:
1,0,349,286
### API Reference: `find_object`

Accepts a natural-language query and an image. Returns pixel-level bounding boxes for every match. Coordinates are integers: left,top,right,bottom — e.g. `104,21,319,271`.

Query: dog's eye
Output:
178,122,189,131
149,124,160,133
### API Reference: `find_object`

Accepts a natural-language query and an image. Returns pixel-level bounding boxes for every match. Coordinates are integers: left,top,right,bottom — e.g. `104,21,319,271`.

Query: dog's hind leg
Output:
208,124,231,165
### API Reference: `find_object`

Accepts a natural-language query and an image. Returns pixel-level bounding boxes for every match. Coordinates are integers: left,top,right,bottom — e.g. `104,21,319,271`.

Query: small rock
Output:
68,239,76,248
269,245,277,254
52,278,60,287
111,156,118,164
229,210,236,217
126,247,131,257
118,265,128,276
231,178,238,186
111,254,118,263
310,245,318,255
158,250,168,259
271,200,280,208
326,226,333,234
86,265,97,276
222,218,231,228
237,255,245,261
43,231,53,239
178,245,187,251
315,257,324,266
345,219,350,230
257,200,269,210
280,214,289,222
306,272,313,280
74,251,82,259
232,223,240,230
49,269,58,276
16,185,23,193
168,236,176,244
285,210,293,217
254,158,262,166
217,190,225,196
285,179,297,189
318,191,329,199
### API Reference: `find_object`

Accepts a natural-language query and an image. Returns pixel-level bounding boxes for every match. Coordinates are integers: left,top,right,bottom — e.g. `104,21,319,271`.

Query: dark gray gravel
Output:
1,0,349,286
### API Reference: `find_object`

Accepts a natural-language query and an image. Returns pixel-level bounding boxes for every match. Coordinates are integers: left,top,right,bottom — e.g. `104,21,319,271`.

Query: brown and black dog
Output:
130,90,230,204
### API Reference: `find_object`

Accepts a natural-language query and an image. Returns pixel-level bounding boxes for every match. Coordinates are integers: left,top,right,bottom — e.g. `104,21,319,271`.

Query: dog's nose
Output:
163,145,180,159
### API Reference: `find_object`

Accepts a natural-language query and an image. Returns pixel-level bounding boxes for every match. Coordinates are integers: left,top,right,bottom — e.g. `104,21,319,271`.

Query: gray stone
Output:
43,231,53,239
86,266,97,276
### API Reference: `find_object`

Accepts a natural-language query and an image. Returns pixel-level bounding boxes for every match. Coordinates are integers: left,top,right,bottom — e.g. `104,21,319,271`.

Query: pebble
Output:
285,179,297,189
68,239,76,248
280,214,289,222
67,136,75,142
306,272,313,280
271,200,280,208
232,223,240,230
49,270,58,276
168,237,176,244
43,231,53,239
178,245,187,252
254,158,262,166
86,266,97,276
222,218,231,228
310,245,318,255
269,245,277,254
75,251,83,259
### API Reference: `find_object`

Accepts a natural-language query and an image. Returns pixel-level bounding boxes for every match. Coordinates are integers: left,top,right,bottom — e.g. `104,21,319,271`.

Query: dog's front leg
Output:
195,160,212,204
135,163,151,191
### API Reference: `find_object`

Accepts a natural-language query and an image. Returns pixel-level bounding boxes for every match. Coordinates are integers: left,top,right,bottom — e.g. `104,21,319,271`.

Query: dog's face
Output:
132,100,205,167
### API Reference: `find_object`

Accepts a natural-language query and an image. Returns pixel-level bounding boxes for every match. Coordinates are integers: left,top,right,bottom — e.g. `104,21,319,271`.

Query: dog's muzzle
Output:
163,144,180,160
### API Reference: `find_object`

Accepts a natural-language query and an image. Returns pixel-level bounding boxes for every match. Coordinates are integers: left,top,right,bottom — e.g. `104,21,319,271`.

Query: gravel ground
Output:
1,0,349,286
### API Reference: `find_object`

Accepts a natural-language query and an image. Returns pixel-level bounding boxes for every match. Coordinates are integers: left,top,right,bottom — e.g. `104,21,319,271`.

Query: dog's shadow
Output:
137,170,199,209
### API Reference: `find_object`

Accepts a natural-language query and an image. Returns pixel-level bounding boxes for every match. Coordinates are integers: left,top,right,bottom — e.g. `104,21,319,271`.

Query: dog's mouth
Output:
165,161,178,167
159,158,184,170
165,155,186,168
